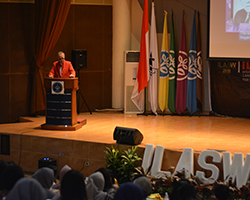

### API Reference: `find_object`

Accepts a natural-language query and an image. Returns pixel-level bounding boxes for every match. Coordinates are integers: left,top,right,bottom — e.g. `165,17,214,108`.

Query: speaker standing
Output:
48,51,76,78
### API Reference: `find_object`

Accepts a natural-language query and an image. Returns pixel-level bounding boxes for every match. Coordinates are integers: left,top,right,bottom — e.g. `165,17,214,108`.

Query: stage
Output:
0,111,250,178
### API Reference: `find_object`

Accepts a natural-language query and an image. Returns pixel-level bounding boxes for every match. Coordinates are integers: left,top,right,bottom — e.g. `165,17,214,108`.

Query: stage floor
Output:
1,111,250,176
1,111,250,156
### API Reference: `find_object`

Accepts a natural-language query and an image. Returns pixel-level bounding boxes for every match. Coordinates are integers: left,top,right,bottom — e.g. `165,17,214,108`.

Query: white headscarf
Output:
32,167,54,189
52,164,72,190
86,172,107,200
32,167,57,199
6,178,47,200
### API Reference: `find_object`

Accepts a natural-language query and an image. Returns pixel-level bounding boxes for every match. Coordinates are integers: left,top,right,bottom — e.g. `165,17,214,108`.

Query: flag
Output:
148,2,159,115
131,0,149,111
186,10,197,115
168,11,176,113
196,11,203,111
175,11,188,114
158,11,169,113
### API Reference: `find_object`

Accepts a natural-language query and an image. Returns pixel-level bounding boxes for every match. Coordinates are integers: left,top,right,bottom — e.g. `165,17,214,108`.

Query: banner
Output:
197,11,203,111
168,11,176,113
186,10,197,115
175,11,188,114
131,0,149,111
158,11,169,113
148,2,159,115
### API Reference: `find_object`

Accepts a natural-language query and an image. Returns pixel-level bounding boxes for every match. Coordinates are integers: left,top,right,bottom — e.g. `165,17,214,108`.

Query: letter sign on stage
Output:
174,148,193,178
142,144,155,173
223,152,250,188
196,150,221,183
150,145,171,178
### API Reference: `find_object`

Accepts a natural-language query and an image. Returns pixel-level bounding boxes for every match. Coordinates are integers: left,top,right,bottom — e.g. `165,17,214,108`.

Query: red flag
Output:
175,11,188,114
131,0,149,111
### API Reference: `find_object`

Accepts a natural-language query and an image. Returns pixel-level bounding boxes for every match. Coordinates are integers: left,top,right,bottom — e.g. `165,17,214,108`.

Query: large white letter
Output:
196,150,221,183
150,145,171,178
223,152,250,188
174,148,193,178
142,144,155,173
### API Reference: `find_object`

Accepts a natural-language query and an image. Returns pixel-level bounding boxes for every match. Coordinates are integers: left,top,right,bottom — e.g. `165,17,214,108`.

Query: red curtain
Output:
30,0,71,114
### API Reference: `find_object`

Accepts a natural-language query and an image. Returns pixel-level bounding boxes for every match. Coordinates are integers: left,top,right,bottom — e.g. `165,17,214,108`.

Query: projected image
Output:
226,0,250,35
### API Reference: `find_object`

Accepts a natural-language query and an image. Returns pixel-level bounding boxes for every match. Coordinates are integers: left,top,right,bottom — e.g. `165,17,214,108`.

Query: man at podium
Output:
48,51,75,78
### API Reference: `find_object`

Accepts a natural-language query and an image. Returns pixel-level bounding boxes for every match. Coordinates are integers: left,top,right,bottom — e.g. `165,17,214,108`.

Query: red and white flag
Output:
131,0,149,111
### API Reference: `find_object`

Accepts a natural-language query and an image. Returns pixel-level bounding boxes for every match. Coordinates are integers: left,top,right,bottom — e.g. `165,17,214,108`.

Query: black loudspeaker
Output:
38,157,57,169
71,49,87,70
113,126,143,145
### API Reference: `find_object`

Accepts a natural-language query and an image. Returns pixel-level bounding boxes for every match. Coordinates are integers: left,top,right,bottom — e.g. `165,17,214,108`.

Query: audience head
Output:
0,160,7,190
61,169,87,200
114,182,145,200
87,171,105,191
86,171,107,200
1,163,24,192
95,167,113,192
32,167,54,189
60,165,71,182
214,183,230,200
6,177,47,200
133,175,152,198
170,178,197,200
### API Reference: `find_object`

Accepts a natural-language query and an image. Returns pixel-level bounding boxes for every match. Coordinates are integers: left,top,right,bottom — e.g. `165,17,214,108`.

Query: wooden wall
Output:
0,3,112,123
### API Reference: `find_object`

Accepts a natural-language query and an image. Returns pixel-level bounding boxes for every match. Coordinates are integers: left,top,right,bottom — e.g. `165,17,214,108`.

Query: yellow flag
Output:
158,11,169,113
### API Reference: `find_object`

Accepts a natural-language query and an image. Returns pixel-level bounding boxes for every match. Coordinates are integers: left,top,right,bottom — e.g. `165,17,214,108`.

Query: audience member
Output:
52,169,87,200
214,184,230,200
52,164,72,190
133,175,152,198
0,160,7,199
113,182,145,200
170,178,197,200
1,163,24,197
96,168,117,199
86,171,109,200
96,168,113,192
32,167,57,199
6,177,47,200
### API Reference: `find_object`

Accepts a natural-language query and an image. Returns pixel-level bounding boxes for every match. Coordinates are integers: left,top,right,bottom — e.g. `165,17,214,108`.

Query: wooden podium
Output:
41,77,86,131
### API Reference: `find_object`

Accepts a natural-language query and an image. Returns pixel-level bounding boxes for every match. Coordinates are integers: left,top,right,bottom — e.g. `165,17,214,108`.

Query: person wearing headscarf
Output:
32,167,57,199
86,171,109,200
52,164,72,190
95,168,117,199
6,178,47,200
1,163,24,197
0,160,7,199
133,175,152,198
52,169,87,200
113,182,145,200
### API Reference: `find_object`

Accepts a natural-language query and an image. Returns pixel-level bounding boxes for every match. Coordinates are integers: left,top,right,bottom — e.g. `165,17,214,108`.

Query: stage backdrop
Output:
0,3,112,123
210,61,250,118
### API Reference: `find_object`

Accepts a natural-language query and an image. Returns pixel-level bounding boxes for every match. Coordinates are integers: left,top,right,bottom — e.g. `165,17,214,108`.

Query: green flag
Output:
168,11,176,113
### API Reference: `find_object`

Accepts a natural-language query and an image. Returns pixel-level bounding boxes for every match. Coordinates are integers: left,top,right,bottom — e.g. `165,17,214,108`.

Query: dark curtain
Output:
30,0,71,114
210,61,250,118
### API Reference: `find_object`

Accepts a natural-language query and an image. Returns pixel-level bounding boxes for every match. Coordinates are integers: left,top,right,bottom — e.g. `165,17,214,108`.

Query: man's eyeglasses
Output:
59,57,65,60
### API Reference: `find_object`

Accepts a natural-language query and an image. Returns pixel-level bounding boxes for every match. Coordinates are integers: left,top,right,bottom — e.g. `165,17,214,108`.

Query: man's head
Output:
241,0,250,12
58,51,65,64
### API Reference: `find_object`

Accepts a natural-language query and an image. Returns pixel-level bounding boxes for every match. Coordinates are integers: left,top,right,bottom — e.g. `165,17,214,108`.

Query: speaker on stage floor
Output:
71,49,87,70
113,126,143,145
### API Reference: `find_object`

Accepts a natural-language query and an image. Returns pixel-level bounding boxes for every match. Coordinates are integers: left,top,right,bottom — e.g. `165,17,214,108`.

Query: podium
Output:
41,78,86,131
